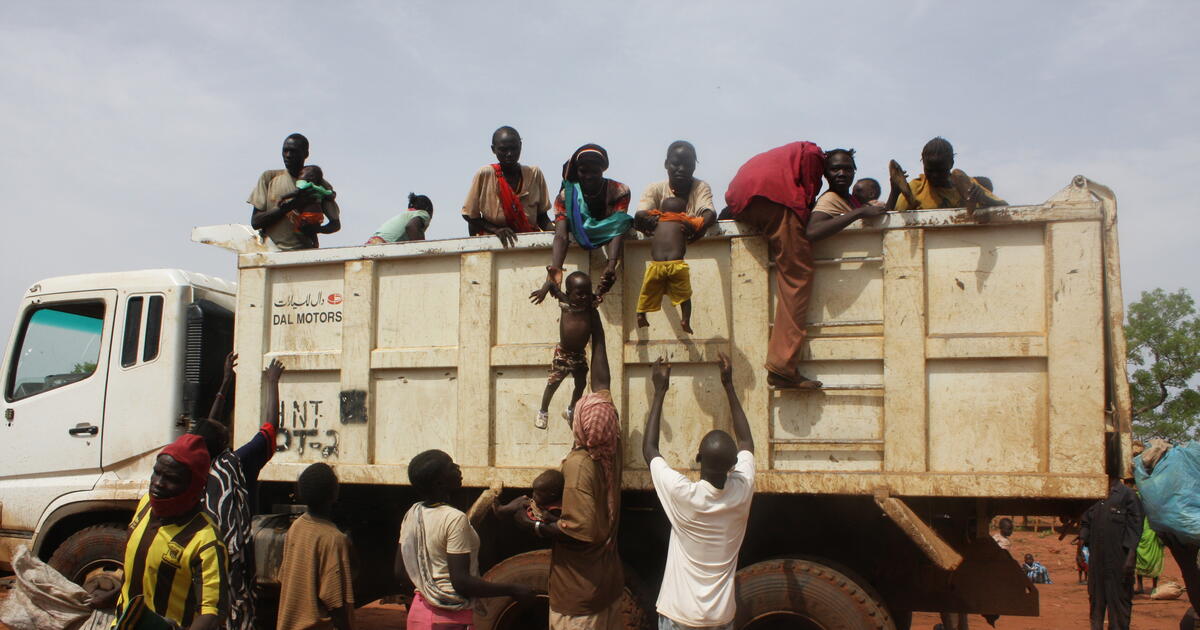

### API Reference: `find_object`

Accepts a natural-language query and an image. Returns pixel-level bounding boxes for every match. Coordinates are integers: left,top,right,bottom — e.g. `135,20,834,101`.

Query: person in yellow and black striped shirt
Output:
113,434,229,630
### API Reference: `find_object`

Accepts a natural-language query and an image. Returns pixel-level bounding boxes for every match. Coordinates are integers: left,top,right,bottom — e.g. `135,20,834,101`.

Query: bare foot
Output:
636,313,649,328
681,320,693,334
890,160,917,208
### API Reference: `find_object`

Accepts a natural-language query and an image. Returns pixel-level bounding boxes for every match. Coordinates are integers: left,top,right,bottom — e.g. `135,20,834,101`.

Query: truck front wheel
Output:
735,558,895,630
475,549,651,630
47,523,128,588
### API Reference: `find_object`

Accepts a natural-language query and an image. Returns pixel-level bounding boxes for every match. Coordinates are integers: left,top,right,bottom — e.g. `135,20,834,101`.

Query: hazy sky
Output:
3,1,1198,341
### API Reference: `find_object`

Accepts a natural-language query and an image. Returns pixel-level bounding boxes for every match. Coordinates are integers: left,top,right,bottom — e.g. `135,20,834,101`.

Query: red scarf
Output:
150,434,211,518
492,164,536,232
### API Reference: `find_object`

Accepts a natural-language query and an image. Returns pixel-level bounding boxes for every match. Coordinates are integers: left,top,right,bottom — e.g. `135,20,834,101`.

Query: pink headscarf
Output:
572,390,620,529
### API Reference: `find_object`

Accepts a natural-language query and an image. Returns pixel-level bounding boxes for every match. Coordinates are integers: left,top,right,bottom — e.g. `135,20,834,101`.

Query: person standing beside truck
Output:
636,141,717,240
1080,479,1142,630
99,434,229,630
248,133,342,250
641,353,755,630
511,315,625,630
398,449,535,630
462,126,552,246
189,353,284,630
276,463,356,630
530,144,633,305
723,141,827,390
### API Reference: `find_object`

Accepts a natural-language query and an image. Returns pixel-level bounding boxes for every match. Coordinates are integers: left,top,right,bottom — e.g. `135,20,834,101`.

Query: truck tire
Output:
47,523,129,586
475,549,652,630
735,558,895,630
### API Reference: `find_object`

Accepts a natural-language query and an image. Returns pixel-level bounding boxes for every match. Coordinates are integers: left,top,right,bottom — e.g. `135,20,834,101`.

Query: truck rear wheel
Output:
475,549,652,630
735,558,895,630
47,523,129,586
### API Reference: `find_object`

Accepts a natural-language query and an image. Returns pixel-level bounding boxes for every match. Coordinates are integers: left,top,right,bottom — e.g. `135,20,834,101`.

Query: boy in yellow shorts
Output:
633,197,706,334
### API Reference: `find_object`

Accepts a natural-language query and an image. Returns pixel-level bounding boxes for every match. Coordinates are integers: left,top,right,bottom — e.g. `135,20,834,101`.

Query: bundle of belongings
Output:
1134,439,1200,548
0,546,116,630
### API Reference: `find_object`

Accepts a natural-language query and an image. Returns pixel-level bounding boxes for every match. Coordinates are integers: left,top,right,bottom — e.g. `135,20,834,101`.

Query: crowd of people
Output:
248,129,1003,395
69,127,1195,630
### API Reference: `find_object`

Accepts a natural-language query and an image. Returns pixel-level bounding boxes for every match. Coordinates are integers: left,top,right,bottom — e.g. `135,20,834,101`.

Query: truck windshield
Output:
7,302,105,401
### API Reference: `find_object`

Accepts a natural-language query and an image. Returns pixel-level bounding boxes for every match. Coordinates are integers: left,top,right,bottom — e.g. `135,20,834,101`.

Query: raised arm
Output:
642,358,670,464
719,353,753,453
263,359,284,432
208,352,237,421
589,308,610,392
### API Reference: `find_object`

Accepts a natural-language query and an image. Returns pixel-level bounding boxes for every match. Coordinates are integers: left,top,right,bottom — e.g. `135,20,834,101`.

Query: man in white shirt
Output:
642,353,755,630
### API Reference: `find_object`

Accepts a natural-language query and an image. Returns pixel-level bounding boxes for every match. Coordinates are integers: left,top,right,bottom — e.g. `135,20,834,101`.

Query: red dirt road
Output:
1,530,1191,629
912,530,1192,630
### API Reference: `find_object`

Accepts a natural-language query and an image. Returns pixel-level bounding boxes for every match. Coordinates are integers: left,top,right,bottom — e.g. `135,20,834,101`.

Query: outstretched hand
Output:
530,282,555,305
265,358,285,383
652,357,671,391
717,352,733,385
222,352,239,380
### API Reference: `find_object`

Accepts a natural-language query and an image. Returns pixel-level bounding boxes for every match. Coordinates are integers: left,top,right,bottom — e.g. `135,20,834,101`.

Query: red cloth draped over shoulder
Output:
492,164,536,232
724,141,826,223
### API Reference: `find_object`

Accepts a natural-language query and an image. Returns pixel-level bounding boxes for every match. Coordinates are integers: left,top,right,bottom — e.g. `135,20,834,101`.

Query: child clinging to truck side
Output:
535,271,601,429
633,196,706,334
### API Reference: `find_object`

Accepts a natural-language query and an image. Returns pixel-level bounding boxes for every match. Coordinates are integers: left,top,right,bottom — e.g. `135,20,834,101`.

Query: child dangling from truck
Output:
535,271,601,429
633,196,706,334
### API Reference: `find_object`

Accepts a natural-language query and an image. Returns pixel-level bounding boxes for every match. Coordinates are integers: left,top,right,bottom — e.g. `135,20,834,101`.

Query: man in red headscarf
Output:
726,141,860,389
105,434,229,630
512,316,625,630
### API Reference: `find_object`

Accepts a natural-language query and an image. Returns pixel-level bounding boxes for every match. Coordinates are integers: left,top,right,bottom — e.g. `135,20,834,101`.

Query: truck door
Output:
2,292,115,483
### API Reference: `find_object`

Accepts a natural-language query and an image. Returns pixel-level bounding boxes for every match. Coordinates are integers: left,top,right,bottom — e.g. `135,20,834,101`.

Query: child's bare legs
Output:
680,299,693,334
565,367,588,425
538,376,565,429
636,312,649,328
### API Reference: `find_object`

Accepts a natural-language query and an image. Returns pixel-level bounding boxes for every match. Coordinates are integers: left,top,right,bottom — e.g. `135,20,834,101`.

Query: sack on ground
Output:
1151,581,1183,600
0,545,93,630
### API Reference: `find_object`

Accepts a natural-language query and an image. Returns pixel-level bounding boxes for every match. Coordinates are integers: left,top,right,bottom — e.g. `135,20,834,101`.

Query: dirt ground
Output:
0,529,1192,629
911,530,1193,630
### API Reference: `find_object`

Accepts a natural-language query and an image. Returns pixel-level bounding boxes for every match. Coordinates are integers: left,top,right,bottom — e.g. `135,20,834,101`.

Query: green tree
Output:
1126,288,1200,441
72,361,96,374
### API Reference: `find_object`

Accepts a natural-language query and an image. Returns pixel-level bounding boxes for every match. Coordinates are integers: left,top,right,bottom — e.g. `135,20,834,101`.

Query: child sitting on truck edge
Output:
495,468,564,523
536,271,601,429
278,165,335,238
632,196,706,334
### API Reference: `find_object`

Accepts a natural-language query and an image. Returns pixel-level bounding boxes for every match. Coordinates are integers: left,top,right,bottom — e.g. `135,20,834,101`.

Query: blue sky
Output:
2,1,1197,340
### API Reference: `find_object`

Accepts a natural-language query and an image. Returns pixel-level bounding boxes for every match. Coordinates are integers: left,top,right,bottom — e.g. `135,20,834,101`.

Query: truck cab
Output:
0,269,235,583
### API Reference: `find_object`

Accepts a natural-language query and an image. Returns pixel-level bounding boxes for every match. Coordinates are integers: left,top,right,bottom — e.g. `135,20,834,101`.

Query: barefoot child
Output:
633,196,705,334
535,272,600,429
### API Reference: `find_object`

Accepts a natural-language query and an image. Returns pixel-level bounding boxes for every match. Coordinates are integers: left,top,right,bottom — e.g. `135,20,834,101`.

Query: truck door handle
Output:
68,424,98,436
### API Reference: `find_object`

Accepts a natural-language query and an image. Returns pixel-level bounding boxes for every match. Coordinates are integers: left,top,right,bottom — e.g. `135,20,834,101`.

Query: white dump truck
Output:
0,177,1131,629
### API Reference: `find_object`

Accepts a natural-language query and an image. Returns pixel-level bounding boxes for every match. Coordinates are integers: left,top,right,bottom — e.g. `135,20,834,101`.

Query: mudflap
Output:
888,536,1038,617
